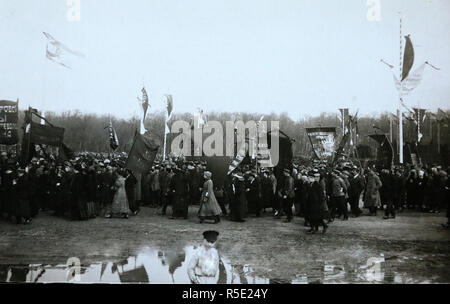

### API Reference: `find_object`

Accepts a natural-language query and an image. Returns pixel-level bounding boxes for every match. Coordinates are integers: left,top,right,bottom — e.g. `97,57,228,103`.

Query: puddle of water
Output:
0,247,438,284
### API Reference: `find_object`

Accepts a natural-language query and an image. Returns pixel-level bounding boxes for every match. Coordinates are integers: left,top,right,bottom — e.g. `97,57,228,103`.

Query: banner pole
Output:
163,114,167,161
398,14,404,164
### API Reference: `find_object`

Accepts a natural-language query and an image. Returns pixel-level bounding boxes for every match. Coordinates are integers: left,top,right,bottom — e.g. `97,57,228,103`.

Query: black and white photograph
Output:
0,0,449,294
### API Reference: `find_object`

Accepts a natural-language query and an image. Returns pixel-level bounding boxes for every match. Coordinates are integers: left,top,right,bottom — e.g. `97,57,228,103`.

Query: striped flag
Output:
141,87,149,120
138,87,149,135
228,141,249,175
108,118,119,150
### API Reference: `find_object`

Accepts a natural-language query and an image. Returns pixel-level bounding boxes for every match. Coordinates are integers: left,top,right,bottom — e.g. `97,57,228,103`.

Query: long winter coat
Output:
364,172,382,208
198,179,222,217
307,179,329,221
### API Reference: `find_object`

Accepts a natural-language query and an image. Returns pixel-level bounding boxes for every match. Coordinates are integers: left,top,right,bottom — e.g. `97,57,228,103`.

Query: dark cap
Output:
202,230,219,243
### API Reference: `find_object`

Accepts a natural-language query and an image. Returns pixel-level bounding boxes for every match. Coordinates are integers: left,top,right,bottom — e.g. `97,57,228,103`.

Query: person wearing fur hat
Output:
198,171,222,224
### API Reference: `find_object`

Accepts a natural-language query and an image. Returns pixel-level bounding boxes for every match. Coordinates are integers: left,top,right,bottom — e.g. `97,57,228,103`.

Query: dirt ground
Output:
0,205,449,283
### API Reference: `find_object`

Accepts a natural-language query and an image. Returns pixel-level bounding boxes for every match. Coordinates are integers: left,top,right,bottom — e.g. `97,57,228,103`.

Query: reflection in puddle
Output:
0,246,269,284
0,249,436,284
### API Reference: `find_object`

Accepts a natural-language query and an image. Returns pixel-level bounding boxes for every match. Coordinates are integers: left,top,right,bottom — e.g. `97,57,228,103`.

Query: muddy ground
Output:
0,206,449,283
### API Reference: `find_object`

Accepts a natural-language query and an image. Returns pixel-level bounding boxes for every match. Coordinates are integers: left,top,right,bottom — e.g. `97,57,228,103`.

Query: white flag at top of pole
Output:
195,109,207,129
138,87,149,135
165,95,173,135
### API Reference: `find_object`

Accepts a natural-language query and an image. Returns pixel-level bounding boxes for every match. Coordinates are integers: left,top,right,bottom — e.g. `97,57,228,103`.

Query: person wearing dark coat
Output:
442,167,450,228
246,172,262,217
306,172,329,234
159,167,171,215
230,173,247,222
294,172,303,216
37,168,51,211
102,166,118,214
1,167,14,220
27,166,39,218
214,184,228,217
281,169,295,223
298,174,310,226
125,170,139,215
406,170,418,209
429,168,445,213
380,169,395,219
415,170,427,212
392,168,405,211
85,166,98,218
52,168,65,216
13,168,31,224
69,165,88,220
348,168,365,217
169,168,190,219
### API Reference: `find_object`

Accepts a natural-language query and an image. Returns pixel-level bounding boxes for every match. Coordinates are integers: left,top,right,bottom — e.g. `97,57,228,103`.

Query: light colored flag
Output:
165,95,173,135
137,87,149,135
141,87,149,120
393,63,426,97
43,32,84,69
195,109,206,129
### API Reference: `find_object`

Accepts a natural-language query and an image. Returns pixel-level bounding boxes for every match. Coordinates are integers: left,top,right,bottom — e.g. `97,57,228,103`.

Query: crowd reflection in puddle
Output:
0,249,432,284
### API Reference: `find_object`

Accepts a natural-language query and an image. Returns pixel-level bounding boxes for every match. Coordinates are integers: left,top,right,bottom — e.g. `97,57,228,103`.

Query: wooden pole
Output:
398,14,404,164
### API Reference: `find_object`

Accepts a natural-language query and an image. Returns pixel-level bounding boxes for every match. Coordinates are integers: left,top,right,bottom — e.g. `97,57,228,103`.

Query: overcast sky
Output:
1,0,449,120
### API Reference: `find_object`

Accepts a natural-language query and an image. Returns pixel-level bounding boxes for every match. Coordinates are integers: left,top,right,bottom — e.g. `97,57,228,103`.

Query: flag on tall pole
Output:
165,95,173,135
412,108,427,143
398,15,404,163
163,95,173,161
126,132,159,173
108,118,119,150
196,109,206,129
141,87,149,120
339,108,349,136
138,87,149,135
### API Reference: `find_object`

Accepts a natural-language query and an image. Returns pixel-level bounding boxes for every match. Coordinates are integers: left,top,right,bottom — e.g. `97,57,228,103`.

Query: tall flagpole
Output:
389,113,393,144
398,13,404,164
163,112,167,161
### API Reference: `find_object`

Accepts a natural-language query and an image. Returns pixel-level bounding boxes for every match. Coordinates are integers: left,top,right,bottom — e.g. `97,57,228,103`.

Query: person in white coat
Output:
187,231,220,284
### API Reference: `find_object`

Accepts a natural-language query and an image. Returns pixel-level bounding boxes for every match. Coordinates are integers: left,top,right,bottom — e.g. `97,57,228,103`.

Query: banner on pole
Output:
0,100,19,145
126,133,160,174
305,127,336,161
28,121,65,146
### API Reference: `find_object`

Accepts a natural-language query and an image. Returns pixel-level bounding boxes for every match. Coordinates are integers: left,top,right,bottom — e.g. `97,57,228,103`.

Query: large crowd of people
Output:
0,150,449,233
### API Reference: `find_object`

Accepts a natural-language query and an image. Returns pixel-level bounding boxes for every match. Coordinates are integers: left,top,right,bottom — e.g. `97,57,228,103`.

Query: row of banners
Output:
1,98,397,170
